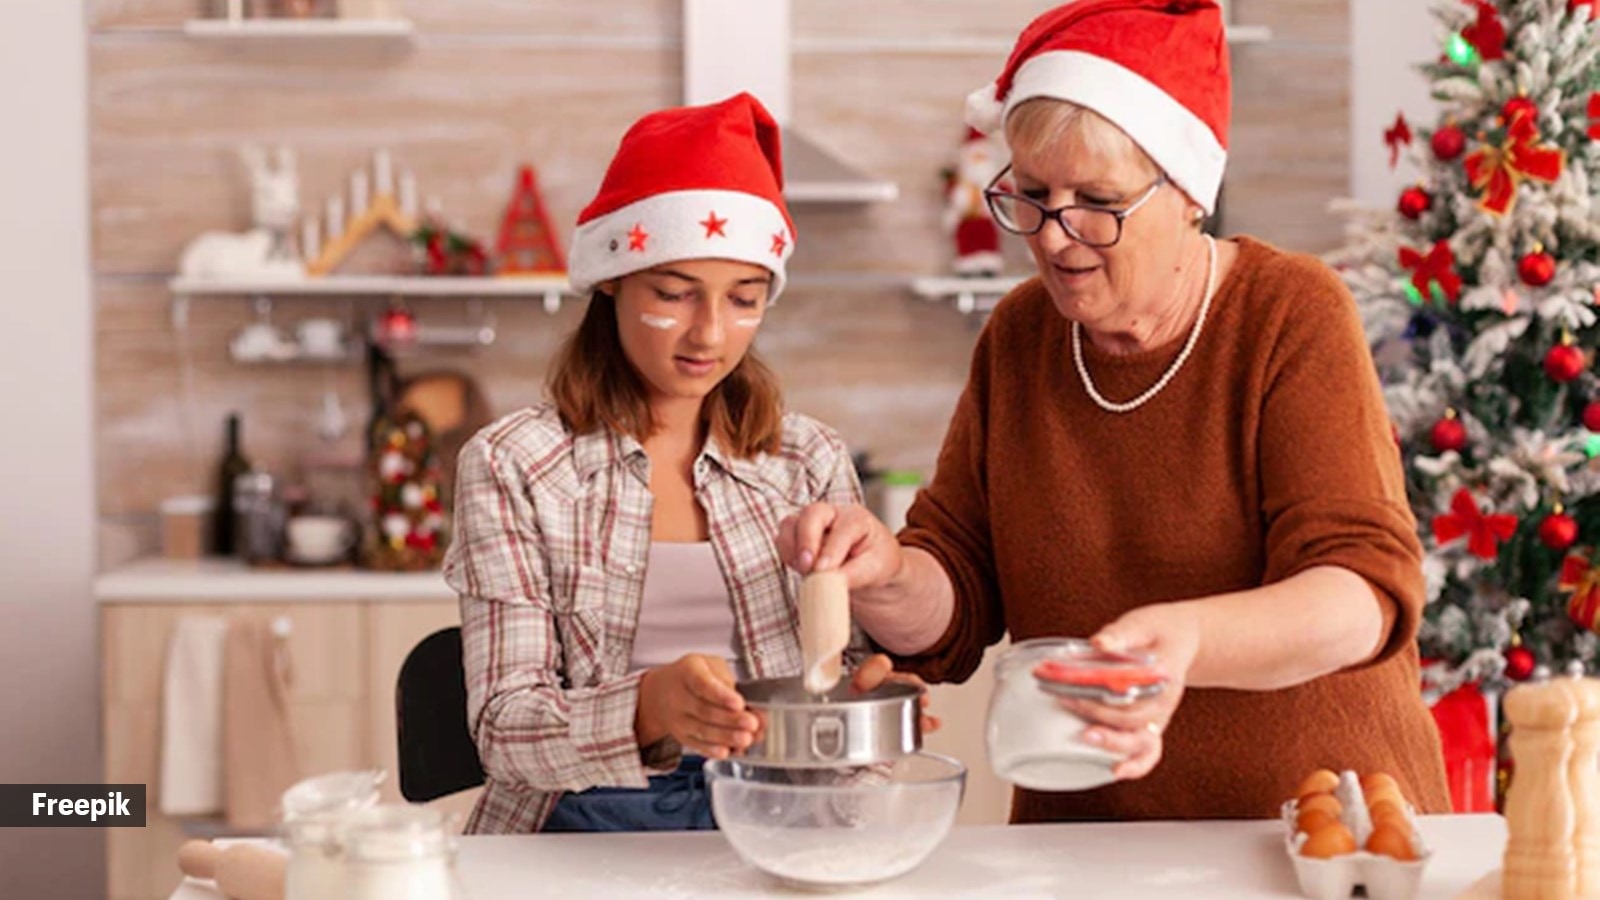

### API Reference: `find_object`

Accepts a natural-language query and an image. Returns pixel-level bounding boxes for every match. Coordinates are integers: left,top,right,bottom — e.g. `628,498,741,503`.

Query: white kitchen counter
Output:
95,557,454,603
169,814,1506,899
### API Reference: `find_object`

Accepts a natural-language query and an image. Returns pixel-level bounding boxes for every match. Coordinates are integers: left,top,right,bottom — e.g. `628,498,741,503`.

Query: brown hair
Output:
547,292,785,458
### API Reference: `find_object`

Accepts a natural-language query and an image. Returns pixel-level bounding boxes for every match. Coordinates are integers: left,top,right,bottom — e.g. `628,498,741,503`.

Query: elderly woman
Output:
781,0,1449,822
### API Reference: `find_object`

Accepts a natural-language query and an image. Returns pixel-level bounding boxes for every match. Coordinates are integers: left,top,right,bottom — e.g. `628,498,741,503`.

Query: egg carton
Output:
1281,771,1431,900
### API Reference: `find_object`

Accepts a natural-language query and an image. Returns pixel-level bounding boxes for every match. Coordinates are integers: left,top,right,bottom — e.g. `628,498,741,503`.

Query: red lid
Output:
1032,653,1166,704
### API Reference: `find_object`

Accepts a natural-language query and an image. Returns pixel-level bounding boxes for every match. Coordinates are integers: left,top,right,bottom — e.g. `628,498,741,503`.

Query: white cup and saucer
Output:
285,515,357,566
295,318,348,361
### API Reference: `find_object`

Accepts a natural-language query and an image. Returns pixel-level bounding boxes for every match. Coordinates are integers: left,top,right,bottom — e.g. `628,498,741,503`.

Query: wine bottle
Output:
213,413,252,556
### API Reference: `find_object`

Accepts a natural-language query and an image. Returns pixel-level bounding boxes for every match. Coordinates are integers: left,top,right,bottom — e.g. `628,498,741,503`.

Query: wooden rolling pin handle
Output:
178,840,220,879
176,839,287,900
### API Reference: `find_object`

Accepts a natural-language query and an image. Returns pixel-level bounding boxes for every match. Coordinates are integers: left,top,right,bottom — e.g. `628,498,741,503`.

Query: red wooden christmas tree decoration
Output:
495,165,567,276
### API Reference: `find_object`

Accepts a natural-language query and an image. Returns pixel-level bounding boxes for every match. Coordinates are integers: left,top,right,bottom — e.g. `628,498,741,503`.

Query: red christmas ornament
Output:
1502,95,1539,126
378,305,417,345
1398,186,1432,220
1518,249,1556,287
1431,414,1468,453
1573,0,1598,22
1583,400,1600,432
1432,125,1466,161
1540,510,1580,551
1565,552,1600,633
1545,343,1586,383
1504,646,1537,681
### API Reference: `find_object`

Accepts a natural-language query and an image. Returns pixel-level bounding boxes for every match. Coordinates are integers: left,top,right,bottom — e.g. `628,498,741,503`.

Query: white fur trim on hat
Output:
979,50,1227,213
965,82,1005,136
568,188,794,300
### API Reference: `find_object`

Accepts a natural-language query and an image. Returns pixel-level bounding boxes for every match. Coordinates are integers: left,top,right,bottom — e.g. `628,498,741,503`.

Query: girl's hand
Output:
636,654,759,760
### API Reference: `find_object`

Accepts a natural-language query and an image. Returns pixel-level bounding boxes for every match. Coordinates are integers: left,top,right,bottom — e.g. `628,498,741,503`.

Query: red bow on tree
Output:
1462,1,1507,61
1463,108,1566,215
1432,488,1518,560
1385,113,1413,169
1399,240,1464,304
1560,551,1600,628
1589,93,1600,140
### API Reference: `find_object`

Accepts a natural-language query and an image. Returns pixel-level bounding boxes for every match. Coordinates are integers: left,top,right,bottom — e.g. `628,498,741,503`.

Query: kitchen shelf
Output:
910,275,1026,316
170,274,574,326
182,17,417,43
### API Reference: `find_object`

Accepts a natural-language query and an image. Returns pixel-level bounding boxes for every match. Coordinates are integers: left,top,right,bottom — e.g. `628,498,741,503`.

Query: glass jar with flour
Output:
986,638,1167,792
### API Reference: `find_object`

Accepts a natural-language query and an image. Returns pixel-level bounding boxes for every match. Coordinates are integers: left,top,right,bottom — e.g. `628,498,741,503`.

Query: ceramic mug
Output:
286,515,356,564
296,318,346,358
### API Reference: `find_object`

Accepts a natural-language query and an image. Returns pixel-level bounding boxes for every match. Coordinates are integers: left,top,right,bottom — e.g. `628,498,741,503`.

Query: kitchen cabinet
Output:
98,562,476,900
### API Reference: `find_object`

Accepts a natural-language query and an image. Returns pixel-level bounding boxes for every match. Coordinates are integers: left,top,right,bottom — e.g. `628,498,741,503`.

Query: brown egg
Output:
1296,808,1340,835
1366,822,1418,861
1365,784,1405,811
1297,769,1340,799
1362,772,1400,796
1297,792,1343,819
1301,822,1358,858
1368,798,1409,830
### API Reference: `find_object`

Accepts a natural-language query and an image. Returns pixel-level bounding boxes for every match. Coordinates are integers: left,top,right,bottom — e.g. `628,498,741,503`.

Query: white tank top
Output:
628,542,740,673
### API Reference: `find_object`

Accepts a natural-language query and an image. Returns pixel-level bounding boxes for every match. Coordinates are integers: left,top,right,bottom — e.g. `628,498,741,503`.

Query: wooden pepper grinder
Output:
1567,678,1600,897
1503,679,1581,899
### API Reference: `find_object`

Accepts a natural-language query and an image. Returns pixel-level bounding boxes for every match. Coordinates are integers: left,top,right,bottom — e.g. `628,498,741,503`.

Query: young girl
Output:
444,93,907,834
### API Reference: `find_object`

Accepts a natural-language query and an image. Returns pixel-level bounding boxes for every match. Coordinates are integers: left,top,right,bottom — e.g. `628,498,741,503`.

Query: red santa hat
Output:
569,92,797,299
965,0,1231,213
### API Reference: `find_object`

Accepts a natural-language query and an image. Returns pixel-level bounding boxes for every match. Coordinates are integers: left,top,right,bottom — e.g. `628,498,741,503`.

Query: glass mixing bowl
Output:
704,752,966,891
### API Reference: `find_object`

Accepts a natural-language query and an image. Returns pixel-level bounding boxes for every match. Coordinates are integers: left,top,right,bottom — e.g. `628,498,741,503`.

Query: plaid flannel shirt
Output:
443,402,862,834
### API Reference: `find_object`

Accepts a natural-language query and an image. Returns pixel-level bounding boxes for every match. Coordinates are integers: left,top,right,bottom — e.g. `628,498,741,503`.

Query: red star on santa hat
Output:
627,223,649,252
770,230,788,256
700,211,728,238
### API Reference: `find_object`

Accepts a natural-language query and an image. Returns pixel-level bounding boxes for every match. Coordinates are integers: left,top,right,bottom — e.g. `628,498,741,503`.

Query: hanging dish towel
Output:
158,615,231,817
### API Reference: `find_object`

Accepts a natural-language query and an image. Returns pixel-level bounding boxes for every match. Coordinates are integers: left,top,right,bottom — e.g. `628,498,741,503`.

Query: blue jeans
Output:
543,756,717,833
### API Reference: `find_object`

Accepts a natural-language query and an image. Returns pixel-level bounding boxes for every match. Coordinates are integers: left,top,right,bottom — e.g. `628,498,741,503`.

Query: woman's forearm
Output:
1183,566,1387,691
851,547,958,656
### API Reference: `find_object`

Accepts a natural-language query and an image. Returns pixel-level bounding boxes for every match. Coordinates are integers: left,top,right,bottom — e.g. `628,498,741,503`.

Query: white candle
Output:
301,218,321,262
326,196,345,240
398,171,418,219
374,150,394,197
350,169,370,215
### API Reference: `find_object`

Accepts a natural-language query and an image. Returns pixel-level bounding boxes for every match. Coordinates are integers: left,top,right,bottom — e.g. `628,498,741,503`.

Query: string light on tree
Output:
1446,32,1481,68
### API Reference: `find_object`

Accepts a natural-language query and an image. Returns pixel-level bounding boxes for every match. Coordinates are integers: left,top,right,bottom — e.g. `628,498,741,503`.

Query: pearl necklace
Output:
1071,234,1219,414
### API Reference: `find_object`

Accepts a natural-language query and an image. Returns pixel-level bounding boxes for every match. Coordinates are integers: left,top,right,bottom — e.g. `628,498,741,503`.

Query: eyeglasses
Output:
983,165,1167,249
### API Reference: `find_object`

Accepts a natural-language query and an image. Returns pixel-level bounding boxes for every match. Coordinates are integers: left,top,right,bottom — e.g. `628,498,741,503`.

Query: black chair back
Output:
396,626,486,802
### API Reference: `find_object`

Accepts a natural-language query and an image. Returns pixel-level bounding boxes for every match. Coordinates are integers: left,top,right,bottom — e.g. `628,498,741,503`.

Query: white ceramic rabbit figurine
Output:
179,145,305,281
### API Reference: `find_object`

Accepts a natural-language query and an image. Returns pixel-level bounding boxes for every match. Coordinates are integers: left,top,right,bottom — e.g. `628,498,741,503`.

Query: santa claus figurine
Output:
942,127,1006,277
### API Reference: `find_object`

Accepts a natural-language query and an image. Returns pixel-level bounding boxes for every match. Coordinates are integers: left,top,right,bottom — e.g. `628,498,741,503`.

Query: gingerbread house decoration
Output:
302,149,420,276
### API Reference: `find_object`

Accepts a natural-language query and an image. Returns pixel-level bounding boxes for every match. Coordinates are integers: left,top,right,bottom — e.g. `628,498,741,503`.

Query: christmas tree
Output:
1337,0,1600,691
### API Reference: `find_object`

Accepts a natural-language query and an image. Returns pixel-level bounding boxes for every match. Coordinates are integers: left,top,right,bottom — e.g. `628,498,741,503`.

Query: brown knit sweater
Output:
897,236,1450,822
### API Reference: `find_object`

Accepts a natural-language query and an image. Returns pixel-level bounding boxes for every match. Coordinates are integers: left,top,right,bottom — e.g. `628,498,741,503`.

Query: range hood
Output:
683,0,899,204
